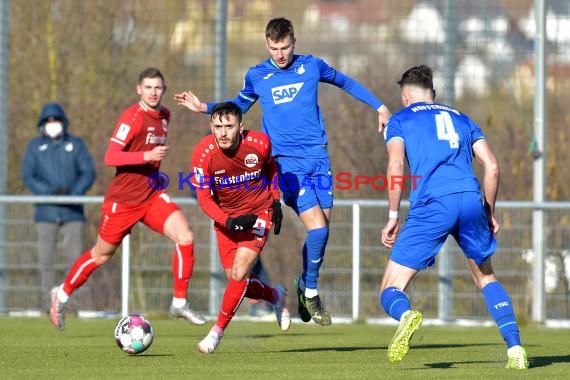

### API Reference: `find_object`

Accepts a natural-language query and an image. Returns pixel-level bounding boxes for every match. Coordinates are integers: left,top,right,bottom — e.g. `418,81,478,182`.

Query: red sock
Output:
172,243,194,299
62,250,99,295
245,274,277,304
216,278,249,329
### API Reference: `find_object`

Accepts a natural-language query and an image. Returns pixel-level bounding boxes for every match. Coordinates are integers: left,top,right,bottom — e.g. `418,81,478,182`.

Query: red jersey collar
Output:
138,101,161,117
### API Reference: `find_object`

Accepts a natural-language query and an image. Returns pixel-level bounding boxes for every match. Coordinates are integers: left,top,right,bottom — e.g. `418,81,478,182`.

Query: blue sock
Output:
380,287,410,321
482,281,521,348
302,227,329,290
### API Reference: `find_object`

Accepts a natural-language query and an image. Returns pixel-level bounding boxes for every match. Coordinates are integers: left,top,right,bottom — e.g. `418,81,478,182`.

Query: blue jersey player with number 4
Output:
379,65,528,369
176,17,391,326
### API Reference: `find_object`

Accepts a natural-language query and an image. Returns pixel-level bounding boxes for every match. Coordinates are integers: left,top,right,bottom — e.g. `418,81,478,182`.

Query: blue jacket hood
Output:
37,102,69,134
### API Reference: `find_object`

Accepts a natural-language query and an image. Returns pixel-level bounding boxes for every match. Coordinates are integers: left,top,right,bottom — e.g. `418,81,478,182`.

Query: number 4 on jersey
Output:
435,111,459,149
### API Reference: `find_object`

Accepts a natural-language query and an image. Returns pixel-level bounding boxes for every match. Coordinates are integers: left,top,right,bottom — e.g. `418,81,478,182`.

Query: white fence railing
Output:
1,195,570,323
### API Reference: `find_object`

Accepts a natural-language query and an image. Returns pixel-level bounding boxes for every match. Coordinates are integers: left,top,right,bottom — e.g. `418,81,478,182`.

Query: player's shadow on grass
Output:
424,360,495,369
131,354,175,358
422,344,570,369
414,343,496,350
248,332,341,339
526,354,570,368
424,355,570,369
279,346,385,353
278,342,494,353
417,343,499,368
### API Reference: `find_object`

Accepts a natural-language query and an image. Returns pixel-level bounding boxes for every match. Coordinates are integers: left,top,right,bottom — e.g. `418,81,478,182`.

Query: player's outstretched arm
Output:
174,90,207,113
104,142,169,167
381,140,404,248
321,62,390,132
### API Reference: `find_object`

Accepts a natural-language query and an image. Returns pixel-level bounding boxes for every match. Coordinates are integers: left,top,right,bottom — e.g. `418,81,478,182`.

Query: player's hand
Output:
144,146,169,162
489,215,500,234
380,218,400,249
484,201,500,234
225,214,258,231
271,200,283,235
377,104,391,133
174,91,207,113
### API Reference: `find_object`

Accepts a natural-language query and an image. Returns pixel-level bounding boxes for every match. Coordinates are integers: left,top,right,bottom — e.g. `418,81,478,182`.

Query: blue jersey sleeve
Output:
384,117,403,145
206,70,258,114
467,116,486,144
316,57,383,110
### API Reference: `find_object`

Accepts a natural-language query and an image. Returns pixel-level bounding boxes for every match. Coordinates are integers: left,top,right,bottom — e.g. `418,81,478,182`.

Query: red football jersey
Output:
104,101,170,205
191,130,279,226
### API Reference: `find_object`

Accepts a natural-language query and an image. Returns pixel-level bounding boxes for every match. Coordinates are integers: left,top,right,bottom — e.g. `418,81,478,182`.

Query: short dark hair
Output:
138,67,165,84
211,102,242,124
397,65,434,90
265,17,295,42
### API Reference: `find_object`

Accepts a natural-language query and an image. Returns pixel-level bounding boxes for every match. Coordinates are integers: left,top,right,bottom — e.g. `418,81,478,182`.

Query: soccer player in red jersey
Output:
49,67,206,330
192,102,290,354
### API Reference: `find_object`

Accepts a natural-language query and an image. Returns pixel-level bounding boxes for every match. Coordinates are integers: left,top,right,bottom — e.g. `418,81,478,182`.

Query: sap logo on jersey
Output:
272,82,304,104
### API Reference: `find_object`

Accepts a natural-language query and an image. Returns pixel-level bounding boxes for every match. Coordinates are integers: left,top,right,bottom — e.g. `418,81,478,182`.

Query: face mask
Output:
44,121,63,139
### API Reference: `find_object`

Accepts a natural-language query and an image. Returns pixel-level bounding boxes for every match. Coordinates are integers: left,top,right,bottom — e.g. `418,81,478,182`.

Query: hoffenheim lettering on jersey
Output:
272,82,304,104
385,101,484,205
410,103,460,115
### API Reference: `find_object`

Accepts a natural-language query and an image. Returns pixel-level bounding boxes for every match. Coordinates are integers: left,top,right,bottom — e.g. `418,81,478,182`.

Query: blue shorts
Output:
390,192,497,270
275,156,334,214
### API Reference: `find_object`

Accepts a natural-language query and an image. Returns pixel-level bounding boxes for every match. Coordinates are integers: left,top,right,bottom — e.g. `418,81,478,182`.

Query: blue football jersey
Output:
208,55,382,158
384,102,485,205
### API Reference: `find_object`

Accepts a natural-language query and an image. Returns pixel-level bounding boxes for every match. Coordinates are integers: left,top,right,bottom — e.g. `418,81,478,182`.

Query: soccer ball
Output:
114,314,154,354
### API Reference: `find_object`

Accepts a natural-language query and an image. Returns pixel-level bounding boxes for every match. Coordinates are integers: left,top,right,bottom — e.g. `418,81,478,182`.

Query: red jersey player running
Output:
192,102,290,354
49,67,206,330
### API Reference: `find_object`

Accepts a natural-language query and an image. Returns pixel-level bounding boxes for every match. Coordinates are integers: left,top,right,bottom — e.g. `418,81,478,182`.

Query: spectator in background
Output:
22,102,96,311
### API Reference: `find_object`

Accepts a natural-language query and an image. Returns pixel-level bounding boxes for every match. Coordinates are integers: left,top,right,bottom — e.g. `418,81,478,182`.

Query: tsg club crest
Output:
244,153,259,168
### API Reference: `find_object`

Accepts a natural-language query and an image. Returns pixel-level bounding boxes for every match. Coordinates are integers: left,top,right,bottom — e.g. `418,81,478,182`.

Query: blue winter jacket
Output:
21,103,96,223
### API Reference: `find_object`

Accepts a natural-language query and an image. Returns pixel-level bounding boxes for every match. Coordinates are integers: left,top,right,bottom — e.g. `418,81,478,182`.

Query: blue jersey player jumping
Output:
379,65,528,369
175,17,391,326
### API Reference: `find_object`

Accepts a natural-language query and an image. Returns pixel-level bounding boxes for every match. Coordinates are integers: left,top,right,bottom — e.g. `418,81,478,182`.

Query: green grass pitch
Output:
1,316,568,379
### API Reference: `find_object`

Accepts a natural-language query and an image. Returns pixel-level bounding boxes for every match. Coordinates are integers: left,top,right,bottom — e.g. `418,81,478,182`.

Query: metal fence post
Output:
532,0,546,324
121,234,130,317
352,203,360,321
208,220,222,316
0,0,10,314
438,238,453,321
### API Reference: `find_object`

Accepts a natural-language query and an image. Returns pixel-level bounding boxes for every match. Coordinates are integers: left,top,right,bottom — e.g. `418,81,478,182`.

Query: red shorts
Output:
99,191,181,245
215,211,272,269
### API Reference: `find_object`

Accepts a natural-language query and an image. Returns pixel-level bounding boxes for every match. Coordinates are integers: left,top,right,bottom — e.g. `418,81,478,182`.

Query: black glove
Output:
53,187,70,195
271,200,283,235
225,214,258,231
